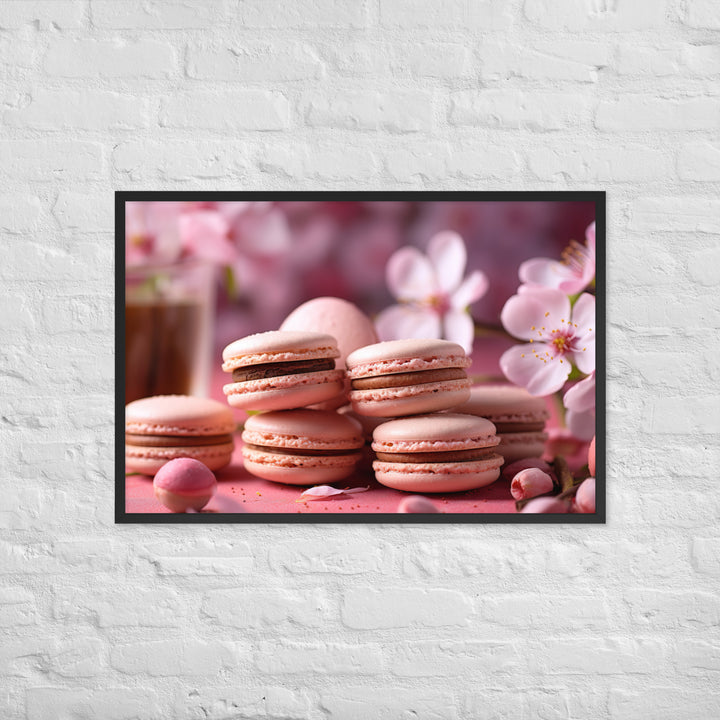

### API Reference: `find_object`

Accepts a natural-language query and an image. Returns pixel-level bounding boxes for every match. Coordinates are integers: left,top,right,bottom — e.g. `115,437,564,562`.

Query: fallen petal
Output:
299,485,370,501
300,485,345,499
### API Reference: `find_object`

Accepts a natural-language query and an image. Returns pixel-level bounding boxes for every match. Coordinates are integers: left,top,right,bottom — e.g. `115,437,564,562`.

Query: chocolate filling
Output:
232,358,335,382
351,367,467,390
243,443,358,457
125,433,234,448
375,448,497,463
492,421,546,433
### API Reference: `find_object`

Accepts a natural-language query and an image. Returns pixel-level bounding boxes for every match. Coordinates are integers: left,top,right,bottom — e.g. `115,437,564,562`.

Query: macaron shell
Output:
346,338,470,378
280,297,378,370
242,409,363,450
125,442,234,475
373,455,503,493
350,378,471,417
223,369,344,411
222,330,339,371
455,384,549,425
496,431,548,465
372,412,498,451
242,446,361,485
125,395,236,436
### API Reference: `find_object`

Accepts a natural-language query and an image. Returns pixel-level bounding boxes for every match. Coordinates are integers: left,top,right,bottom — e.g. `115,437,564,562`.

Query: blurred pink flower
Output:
510,467,555,501
500,287,595,395
564,371,596,441
574,477,595,513
179,210,235,264
519,221,595,294
543,427,587,461
375,231,488,354
125,202,182,267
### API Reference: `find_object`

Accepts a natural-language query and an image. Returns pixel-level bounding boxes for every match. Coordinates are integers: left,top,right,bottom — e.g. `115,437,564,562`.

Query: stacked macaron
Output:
241,409,364,485
372,413,503,493
454,384,549,465
223,299,380,485
344,339,503,493
125,395,235,475
345,338,472,417
222,330,345,411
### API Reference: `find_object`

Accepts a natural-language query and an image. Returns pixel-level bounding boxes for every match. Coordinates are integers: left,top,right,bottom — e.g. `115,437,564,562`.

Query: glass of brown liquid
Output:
125,261,215,405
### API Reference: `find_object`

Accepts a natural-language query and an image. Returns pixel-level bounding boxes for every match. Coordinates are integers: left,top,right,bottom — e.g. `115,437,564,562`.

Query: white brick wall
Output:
0,0,717,718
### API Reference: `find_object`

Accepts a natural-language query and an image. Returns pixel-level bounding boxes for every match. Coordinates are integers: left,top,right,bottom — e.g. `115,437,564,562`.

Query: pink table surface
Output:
124,334,589,517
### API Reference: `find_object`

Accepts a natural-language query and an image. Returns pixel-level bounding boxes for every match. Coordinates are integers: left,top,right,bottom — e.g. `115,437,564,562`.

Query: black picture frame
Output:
116,190,605,524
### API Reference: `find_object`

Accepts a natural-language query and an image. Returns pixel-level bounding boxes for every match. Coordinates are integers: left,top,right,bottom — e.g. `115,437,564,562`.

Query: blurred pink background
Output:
126,198,596,353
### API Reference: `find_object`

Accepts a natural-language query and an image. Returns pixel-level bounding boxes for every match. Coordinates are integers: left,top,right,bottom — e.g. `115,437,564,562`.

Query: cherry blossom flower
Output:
375,231,488,354
519,221,595,295
500,286,595,396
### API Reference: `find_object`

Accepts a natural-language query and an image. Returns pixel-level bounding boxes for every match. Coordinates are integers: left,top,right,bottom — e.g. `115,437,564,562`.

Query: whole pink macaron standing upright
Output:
125,395,236,475
241,409,365,485
222,330,345,412
372,413,503,493
346,338,472,418
153,458,217,513
280,297,378,410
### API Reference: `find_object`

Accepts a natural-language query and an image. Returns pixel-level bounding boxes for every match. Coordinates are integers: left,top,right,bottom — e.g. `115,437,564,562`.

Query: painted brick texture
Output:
0,0,717,718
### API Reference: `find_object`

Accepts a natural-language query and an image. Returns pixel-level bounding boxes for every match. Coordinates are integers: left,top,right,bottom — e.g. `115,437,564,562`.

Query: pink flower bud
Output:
520,496,571,514
574,477,596,513
588,436,596,477
511,467,555,500
398,496,439,513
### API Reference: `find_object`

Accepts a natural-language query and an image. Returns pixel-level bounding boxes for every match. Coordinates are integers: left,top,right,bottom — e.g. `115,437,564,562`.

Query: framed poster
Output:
116,191,604,523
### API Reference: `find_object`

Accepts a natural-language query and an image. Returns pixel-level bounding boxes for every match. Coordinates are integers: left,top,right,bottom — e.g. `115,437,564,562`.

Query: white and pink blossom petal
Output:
586,221,596,254
451,270,488,310
566,408,595,441
386,247,438,302
563,371,596,414
427,231,466,293
571,293,595,332
501,287,570,341
500,343,571,396
375,304,442,343
572,337,595,374
442,309,475,354
519,258,577,291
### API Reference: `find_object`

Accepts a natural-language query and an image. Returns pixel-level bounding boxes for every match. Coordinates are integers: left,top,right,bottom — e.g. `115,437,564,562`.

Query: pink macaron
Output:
372,413,503,493
125,395,236,475
241,409,364,485
346,338,471,417
280,297,378,410
222,330,345,411
153,458,217,513
454,384,549,465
